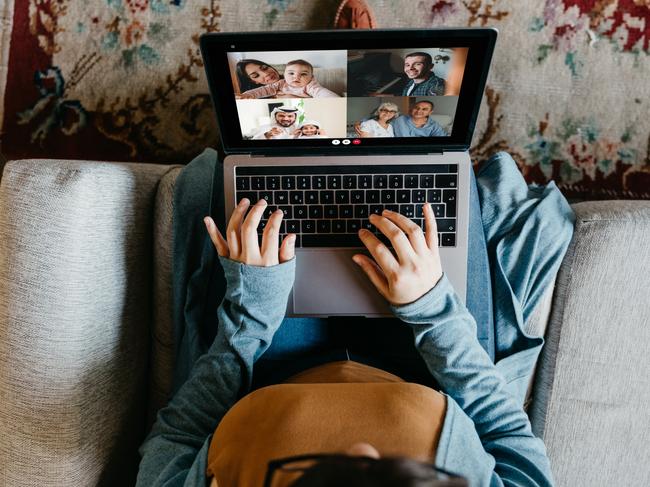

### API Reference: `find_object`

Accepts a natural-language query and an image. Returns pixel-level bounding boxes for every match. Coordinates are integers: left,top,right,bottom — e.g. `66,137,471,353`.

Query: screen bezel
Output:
200,28,497,156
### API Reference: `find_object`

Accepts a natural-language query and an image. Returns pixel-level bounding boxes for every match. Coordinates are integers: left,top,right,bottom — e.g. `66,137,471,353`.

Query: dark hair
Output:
288,457,467,487
414,100,435,110
235,59,281,91
285,59,314,71
405,51,433,66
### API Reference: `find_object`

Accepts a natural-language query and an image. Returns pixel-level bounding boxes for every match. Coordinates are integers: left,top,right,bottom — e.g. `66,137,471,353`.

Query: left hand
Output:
353,205,443,305
204,198,295,266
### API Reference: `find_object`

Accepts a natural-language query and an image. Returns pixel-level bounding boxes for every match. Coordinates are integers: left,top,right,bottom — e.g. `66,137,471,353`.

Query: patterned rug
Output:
1,0,648,199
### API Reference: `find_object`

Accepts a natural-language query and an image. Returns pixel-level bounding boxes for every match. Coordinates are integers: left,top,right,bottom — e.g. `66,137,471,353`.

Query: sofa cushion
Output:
0,159,177,486
530,200,650,486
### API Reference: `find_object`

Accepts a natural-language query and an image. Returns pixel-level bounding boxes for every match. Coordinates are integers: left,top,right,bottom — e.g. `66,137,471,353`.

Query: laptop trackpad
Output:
293,250,391,316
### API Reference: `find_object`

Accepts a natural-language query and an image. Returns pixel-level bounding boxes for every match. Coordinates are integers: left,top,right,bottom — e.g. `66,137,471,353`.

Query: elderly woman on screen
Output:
356,102,399,138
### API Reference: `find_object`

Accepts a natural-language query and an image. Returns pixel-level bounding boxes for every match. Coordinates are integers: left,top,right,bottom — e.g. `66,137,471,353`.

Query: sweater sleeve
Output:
240,80,282,99
136,256,296,487
306,79,340,97
390,275,554,487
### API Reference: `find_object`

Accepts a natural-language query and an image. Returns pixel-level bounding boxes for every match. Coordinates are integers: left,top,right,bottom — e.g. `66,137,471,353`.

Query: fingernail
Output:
239,198,249,206
382,209,391,214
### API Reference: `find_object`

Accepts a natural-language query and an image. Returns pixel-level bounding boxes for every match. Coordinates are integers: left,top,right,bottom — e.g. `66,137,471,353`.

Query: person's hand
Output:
354,122,371,138
204,198,296,266
265,127,283,139
353,204,442,305
444,48,467,96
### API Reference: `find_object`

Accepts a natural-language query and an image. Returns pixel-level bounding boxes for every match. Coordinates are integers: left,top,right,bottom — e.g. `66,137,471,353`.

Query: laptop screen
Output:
201,30,496,154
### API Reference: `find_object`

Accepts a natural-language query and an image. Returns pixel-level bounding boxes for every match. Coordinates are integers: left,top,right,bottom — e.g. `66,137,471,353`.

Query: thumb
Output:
279,234,296,263
204,217,228,257
353,254,389,298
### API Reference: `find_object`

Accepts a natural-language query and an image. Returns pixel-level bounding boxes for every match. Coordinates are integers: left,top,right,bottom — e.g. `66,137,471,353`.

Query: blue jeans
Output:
172,149,494,393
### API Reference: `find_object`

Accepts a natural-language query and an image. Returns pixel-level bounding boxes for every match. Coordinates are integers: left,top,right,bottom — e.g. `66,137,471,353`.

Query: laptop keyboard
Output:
234,164,458,248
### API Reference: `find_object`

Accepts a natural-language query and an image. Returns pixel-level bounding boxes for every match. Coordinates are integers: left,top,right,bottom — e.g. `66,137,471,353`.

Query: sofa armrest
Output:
0,159,179,486
530,200,650,487
148,166,182,428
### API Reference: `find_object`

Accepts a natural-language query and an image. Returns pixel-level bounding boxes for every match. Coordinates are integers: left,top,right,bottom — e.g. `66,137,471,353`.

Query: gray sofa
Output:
0,158,649,486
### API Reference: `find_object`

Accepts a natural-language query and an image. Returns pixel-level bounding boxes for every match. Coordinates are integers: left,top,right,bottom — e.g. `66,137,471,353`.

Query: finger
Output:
261,209,283,262
369,213,416,264
226,198,250,257
424,203,439,250
352,254,389,298
358,228,399,276
279,234,296,263
381,209,428,254
240,199,267,261
204,216,228,257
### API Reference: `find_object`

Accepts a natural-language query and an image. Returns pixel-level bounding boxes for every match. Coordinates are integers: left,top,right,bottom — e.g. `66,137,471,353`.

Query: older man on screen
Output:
392,100,448,137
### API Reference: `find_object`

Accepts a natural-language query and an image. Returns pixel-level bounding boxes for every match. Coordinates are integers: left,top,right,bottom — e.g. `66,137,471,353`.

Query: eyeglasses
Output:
263,454,467,487
378,108,397,112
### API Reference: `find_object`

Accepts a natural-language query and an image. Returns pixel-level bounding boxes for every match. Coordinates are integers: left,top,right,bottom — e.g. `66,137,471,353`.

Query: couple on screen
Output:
355,100,448,138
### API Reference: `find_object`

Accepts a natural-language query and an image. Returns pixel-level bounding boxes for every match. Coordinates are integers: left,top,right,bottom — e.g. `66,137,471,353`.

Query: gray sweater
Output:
137,152,574,486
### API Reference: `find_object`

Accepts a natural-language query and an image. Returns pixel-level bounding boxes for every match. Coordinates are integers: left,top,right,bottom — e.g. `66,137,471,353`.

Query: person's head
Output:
373,102,399,122
270,443,467,487
403,52,433,80
299,120,320,136
283,60,314,88
236,59,281,91
410,100,434,119
272,108,298,127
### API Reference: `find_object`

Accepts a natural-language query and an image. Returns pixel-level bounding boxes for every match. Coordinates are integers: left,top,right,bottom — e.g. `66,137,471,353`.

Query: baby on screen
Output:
239,59,340,99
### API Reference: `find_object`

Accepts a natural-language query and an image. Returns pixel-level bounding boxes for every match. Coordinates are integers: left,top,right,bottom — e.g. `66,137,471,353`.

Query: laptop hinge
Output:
244,150,446,158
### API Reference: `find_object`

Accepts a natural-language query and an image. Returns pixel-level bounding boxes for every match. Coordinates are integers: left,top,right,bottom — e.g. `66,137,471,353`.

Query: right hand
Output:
204,198,296,266
354,122,371,138
353,204,443,306
265,127,283,139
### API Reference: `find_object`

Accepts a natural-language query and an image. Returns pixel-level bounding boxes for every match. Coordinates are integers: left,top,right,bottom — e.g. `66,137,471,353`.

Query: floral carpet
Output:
1,0,648,199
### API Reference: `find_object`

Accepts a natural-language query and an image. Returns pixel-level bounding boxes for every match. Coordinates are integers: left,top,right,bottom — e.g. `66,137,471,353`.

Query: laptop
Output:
200,28,497,317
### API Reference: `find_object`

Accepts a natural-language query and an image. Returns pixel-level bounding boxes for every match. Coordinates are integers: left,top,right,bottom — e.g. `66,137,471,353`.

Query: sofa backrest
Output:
0,159,177,486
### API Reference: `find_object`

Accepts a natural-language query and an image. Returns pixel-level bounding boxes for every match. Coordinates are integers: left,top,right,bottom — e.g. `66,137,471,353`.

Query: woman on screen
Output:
239,59,340,99
356,101,399,138
236,59,282,92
